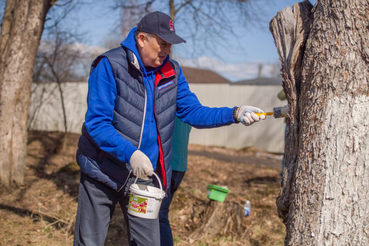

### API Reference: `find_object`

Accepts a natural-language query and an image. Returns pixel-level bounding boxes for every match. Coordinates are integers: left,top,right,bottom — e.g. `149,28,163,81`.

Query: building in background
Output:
182,67,231,84
234,76,282,86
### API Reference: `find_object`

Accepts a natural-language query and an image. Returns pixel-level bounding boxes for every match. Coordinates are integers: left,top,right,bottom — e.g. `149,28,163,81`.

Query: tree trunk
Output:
189,200,245,241
270,0,369,245
0,0,53,186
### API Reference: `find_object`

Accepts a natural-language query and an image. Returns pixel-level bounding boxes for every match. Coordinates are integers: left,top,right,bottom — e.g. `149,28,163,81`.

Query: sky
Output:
5,0,316,82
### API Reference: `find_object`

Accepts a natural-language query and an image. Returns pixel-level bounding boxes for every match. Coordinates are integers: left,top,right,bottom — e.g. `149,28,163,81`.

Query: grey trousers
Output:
73,173,160,246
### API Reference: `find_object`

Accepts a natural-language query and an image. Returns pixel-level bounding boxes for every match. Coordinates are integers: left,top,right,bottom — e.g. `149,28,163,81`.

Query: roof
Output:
182,67,231,84
233,77,282,86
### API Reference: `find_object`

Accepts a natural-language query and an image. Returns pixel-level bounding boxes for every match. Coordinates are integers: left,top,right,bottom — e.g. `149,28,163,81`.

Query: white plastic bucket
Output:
128,172,166,219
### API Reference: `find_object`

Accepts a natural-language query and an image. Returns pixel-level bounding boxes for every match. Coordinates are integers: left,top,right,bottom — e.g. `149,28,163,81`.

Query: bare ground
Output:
0,131,285,246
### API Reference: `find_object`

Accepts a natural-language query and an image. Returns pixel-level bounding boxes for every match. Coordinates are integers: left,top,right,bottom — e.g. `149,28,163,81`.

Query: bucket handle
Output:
133,172,164,199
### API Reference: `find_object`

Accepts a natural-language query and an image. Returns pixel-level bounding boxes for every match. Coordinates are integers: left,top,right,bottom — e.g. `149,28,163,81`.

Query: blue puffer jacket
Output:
76,27,236,191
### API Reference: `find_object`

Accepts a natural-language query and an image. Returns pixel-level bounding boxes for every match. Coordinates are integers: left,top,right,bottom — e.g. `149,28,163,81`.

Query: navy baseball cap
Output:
137,11,186,44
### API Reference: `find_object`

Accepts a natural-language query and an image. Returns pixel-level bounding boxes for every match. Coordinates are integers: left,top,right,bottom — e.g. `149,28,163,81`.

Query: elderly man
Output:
73,11,266,246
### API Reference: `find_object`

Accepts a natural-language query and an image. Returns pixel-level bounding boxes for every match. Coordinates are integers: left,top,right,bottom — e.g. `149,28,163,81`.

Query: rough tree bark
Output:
0,0,54,186
270,0,369,245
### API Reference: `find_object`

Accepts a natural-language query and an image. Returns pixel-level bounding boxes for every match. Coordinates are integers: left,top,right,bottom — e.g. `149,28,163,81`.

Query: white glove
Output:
129,150,153,179
236,106,266,126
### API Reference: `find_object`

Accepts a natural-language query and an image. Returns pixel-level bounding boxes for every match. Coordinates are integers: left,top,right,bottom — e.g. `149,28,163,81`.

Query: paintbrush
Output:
255,105,289,118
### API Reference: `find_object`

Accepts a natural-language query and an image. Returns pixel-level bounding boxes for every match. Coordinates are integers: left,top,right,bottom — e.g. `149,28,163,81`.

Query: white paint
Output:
319,94,369,243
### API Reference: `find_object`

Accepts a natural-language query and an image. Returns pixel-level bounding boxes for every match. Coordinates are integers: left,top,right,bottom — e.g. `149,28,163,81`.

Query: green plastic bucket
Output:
207,184,229,202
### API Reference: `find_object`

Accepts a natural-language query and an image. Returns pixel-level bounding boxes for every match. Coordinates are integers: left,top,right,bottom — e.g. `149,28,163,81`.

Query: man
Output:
159,117,191,246
74,11,266,246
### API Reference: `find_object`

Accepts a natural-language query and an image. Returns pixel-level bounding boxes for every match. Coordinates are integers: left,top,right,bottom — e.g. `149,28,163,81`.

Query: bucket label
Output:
146,198,155,214
129,194,149,214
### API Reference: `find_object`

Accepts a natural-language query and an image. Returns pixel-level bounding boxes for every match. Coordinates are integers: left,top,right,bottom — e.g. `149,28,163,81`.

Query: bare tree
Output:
119,0,151,38
35,27,87,152
0,0,77,186
34,0,86,82
112,0,261,58
270,0,369,244
34,33,86,83
100,0,152,49
0,0,54,186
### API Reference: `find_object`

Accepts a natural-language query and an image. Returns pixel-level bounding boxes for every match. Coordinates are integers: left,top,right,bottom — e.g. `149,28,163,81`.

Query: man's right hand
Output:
235,106,266,126
129,150,154,179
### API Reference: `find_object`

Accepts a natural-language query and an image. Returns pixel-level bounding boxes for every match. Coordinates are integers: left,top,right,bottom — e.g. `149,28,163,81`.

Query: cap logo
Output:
169,20,174,31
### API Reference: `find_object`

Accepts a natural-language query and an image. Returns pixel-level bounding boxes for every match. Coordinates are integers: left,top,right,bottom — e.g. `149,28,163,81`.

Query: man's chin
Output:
155,60,164,67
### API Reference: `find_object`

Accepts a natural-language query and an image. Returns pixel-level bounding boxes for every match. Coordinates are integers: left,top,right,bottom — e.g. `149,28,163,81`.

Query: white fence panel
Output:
188,84,286,153
28,82,87,133
28,82,286,153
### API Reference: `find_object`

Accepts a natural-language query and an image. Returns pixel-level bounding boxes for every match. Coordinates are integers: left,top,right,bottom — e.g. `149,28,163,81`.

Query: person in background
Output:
159,117,191,246
73,11,267,246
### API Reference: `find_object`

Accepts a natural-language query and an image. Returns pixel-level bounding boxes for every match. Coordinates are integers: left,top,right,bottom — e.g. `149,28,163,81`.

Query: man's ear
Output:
137,33,146,48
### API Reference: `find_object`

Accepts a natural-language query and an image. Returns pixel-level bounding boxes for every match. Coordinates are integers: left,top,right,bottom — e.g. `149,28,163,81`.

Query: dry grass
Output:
0,131,285,246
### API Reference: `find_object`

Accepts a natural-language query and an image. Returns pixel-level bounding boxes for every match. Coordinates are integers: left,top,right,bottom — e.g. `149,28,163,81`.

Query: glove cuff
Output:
233,107,240,123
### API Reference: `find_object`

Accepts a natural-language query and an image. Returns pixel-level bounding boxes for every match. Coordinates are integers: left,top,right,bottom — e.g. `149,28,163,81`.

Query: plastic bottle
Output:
244,200,251,216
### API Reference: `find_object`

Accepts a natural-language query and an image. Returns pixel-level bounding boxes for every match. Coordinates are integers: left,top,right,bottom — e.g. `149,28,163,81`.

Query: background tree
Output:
0,0,55,186
33,25,86,153
270,0,369,244
101,0,151,49
112,0,261,58
0,0,78,186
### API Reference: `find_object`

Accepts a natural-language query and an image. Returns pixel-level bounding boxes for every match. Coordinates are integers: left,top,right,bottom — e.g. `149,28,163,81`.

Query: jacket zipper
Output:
154,73,176,191
138,69,147,149
118,68,146,192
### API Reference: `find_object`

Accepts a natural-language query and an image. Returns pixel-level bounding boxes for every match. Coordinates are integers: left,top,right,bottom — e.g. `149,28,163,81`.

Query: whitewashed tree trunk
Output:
0,0,53,186
270,0,369,245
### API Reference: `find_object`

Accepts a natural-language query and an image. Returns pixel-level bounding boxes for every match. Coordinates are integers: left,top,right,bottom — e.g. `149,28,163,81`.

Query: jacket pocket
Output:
99,155,130,186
